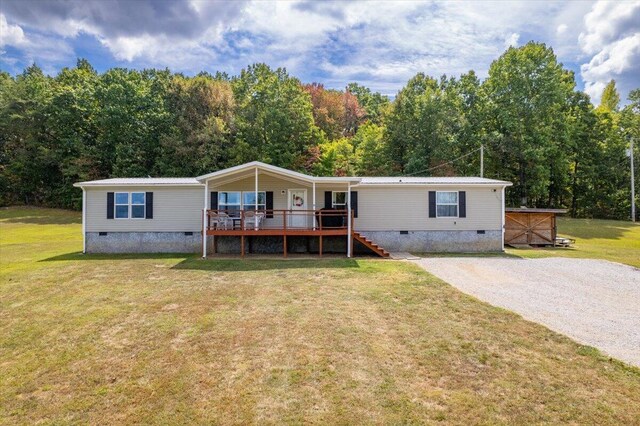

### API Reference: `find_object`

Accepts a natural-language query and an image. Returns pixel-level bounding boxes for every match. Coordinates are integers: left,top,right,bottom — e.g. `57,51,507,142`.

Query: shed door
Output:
505,213,555,245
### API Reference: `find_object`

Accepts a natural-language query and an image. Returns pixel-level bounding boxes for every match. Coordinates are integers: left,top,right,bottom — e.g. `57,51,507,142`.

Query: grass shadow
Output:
172,257,361,271
41,252,193,262
41,251,361,271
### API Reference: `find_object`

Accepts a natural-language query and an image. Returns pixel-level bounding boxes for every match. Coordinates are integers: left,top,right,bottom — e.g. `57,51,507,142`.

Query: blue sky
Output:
1,0,639,104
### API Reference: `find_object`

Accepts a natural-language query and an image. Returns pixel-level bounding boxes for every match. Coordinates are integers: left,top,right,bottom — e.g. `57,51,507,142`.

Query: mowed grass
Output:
1,207,639,424
506,217,640,268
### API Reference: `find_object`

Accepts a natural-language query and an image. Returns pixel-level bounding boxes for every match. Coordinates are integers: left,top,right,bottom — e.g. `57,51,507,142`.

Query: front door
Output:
288,189,307,228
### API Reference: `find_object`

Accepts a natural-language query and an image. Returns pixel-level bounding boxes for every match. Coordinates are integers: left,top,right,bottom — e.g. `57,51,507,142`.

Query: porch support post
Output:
312,182,316,230
501,186,506,252
283,235,287,258
82,187,86,254
347,183,352,258
254,167,259,230
202,180,208,258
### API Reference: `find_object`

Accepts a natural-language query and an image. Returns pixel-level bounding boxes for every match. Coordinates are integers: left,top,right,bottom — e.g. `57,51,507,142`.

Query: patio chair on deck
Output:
210,211,231,230
243,211,265,230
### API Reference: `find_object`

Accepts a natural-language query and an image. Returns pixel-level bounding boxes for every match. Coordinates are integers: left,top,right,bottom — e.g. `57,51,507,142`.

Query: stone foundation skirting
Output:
86,232,201,253
356,230,503,253
85,230,502,254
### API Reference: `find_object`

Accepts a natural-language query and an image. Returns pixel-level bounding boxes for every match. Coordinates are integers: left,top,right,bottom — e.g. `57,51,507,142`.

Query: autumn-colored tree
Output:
304,83,345,141
304,83,365,140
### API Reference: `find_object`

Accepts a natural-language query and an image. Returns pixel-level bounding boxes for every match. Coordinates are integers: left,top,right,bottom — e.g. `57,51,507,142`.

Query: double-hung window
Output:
332,191,347,209
218,191,266,214
218,191,241,214
243,191,266,211
114,192,145,219
436,191,458,218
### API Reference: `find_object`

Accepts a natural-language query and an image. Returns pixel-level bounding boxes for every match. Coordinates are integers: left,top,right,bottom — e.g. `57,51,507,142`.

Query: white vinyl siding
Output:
83,178,504,234
210,174,349,228
213,174,311,211
86,187,203,232
354,186,502,231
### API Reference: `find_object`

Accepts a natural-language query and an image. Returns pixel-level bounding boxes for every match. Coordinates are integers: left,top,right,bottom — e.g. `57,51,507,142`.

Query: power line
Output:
404,147,483,176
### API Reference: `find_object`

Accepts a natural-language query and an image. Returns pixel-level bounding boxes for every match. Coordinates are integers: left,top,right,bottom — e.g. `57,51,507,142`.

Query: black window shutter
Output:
145,192,153,219
350,191,358,218
266,191,274,218
211,192,218,210
459,191,466,218
107,192,114,219
428,191,436,218
324,191,332,208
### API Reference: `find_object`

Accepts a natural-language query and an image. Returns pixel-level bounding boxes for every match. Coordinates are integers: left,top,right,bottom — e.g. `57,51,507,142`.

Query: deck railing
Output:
206,209,350,231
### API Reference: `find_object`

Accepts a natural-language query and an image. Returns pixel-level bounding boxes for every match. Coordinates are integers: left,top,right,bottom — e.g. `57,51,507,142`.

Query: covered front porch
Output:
205,209,353,257
196,162,360,258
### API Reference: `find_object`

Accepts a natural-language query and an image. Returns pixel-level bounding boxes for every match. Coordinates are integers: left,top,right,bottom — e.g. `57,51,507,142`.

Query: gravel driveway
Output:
412,257,640,367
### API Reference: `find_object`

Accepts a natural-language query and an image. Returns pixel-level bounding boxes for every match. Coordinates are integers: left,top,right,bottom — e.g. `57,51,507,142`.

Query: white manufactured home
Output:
74,161,512,257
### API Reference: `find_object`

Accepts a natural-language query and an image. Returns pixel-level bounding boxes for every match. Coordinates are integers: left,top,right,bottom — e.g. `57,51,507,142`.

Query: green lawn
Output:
506,217,640,268
1,207,639,424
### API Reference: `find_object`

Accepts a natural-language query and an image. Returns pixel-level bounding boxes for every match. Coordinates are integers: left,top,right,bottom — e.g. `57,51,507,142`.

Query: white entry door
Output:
288,189,307,228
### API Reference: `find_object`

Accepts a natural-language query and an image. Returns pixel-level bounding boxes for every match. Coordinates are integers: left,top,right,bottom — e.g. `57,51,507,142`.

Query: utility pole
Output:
631,136,636,222
480,144,484,178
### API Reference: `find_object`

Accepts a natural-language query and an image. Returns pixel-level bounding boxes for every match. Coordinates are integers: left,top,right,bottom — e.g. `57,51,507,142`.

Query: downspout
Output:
82,187,86,254
312,182,316,230
203,180,208,258
347,183,352,258
255,167,259,230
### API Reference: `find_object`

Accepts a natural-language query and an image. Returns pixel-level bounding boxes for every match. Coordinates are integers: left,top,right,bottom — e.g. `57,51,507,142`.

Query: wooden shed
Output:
505,208,567,246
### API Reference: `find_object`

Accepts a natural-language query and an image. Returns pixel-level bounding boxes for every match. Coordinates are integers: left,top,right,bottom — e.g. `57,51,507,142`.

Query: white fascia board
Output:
353,182,513,188
73,183,204,188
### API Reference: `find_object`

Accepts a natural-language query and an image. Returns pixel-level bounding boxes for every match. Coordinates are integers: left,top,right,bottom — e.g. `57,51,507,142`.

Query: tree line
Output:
1,42,638,219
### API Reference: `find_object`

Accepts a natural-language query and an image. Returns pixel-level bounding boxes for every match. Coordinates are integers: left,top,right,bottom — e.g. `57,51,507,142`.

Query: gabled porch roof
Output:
196,161,360,185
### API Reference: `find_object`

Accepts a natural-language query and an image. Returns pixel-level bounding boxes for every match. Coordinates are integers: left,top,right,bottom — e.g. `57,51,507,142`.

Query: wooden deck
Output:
203,209,390,258
207,228,348,236
204,209,352,257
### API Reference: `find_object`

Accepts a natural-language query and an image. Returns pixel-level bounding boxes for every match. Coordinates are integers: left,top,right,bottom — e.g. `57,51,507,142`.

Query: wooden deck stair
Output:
353,232,390,258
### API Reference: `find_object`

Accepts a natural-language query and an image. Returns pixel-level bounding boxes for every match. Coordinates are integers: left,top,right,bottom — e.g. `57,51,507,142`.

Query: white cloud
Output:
0,13,74,72
1,0,247,68
579,1,640,54
2,0,637,104
505,33,520,48
0,13,27,47
579,1,640,104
